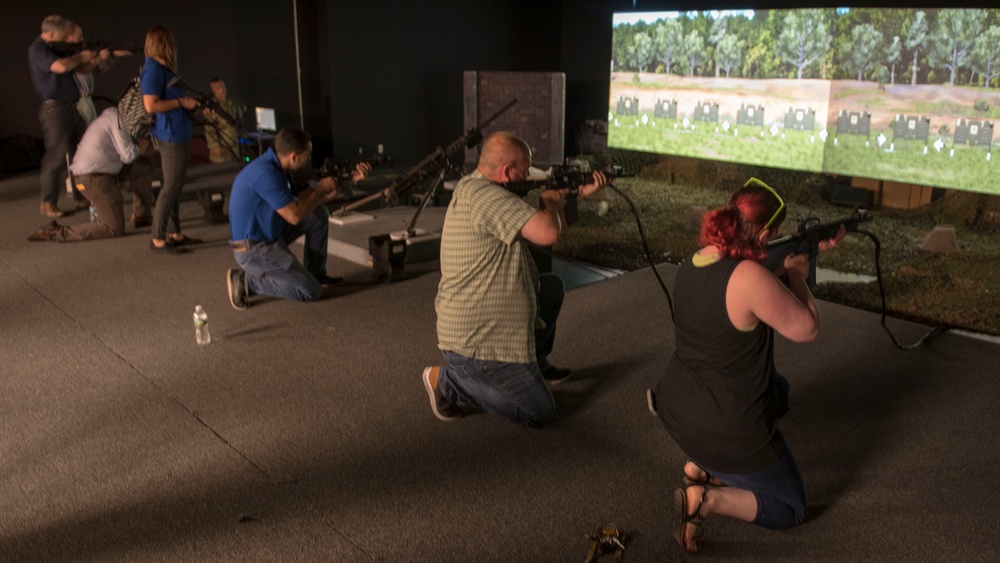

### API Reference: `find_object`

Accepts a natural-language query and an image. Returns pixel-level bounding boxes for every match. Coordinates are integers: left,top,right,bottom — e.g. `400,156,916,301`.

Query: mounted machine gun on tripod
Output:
331,98,519,282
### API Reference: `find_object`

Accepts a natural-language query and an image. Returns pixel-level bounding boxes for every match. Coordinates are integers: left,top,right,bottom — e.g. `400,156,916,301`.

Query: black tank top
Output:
656,255,783,472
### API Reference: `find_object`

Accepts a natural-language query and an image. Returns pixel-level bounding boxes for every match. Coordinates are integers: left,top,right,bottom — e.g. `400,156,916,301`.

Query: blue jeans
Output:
439,351,555,427
695,373,806,529
437,274,566,426
232,205,330,302
699,444,806,530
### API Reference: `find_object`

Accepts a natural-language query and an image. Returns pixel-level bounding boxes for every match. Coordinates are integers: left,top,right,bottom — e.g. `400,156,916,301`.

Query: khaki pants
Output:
55,160,155,242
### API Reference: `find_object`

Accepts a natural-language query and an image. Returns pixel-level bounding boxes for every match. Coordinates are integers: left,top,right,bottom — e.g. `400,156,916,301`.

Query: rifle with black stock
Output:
763,208,873,288
313,153,397,183
503,164,634,198
503,164,635,225
166,76,241,129
48,40,141,58
329,97,518,219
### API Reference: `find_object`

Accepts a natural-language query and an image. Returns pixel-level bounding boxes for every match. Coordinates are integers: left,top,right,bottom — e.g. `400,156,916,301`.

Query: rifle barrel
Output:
475,98,518,134
333,98,517,217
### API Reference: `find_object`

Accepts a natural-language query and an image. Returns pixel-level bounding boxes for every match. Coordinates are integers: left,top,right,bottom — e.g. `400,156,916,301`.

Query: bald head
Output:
477,132,531,183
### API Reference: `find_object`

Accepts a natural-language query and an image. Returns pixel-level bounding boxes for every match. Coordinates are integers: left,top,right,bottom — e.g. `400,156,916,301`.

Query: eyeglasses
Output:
744,177,784,234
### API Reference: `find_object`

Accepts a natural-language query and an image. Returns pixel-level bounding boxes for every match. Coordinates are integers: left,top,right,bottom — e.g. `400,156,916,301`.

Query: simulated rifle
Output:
166,76,240,129
330,97,518,219
503,164,634,224
313,153,397,183
764,208,873,288
49,41,140,57
504,164,634,198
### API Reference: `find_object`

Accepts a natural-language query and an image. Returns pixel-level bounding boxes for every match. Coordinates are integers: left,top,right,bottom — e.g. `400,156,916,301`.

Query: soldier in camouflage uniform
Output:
204,77,242,163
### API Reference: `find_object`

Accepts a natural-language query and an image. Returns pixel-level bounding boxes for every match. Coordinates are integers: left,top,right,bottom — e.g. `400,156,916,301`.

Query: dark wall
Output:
324,1,563,162
2,1,306,145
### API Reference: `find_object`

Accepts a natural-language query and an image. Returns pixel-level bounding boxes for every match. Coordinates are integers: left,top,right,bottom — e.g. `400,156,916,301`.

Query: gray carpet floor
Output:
2,169,999,561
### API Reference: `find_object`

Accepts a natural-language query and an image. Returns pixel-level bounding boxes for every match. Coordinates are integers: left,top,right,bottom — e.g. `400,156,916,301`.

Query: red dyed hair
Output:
699,182,786,262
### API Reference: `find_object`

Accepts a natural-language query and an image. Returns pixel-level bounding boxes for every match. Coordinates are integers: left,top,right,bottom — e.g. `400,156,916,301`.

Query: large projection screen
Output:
609,8,1000,195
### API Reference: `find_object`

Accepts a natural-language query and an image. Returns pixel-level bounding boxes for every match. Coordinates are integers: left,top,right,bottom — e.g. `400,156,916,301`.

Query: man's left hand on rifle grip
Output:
577,171,608,199
352,162,372,183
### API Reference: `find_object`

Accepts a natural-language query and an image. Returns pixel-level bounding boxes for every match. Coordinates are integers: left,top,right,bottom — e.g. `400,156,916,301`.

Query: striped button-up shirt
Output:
435,170,540,363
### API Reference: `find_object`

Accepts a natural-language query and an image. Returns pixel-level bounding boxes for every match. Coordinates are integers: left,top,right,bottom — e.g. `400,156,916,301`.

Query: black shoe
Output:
541,365,572,385
227,268,248,310
150,241,188,254
169,234,203,246
316,274,344,287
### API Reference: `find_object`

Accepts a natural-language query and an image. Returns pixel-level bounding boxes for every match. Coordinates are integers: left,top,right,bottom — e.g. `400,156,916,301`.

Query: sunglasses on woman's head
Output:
744,177,784,234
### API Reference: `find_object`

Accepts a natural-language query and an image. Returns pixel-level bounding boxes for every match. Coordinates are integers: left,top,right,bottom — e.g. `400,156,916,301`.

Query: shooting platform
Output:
326,205,446,279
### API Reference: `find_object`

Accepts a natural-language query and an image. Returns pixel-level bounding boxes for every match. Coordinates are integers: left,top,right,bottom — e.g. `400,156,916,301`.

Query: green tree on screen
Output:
715,33,745,78
971,25,1000,90
905,11,929,85
654,18,684,75
927,9,983,85
682,29,705,76
841,23,883,81
886,36,903,84
775,9,832,79
629,32,656,73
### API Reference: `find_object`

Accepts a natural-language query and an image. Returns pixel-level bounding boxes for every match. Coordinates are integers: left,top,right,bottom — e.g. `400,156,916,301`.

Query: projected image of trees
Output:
609,8,1000,195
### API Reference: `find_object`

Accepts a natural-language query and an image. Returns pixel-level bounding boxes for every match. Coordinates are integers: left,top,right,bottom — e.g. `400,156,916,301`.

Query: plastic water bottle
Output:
193,305,211,345
89,202,97,222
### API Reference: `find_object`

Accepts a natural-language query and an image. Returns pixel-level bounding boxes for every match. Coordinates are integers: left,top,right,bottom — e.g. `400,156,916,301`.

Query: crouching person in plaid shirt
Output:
422,131,607,426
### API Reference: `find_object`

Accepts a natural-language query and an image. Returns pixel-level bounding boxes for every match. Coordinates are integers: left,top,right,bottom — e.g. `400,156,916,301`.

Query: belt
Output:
40,99,75,108
230,239,260,252
76,172,120,181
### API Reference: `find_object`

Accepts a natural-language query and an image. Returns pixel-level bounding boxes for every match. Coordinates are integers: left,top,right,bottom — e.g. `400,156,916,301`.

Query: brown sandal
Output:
673,486,707,555
683,461,726,487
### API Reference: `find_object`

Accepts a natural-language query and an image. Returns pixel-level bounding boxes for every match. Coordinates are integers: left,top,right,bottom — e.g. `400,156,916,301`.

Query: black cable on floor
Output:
606,182,675,321
856,228,947,349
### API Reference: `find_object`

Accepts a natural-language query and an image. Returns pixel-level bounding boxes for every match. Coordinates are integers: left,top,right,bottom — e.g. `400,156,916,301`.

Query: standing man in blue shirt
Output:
226,128,369,308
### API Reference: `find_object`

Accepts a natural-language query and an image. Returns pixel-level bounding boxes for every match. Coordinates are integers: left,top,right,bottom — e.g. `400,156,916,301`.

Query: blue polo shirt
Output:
28,36,79,104
140,57,191,143
229,148,297,243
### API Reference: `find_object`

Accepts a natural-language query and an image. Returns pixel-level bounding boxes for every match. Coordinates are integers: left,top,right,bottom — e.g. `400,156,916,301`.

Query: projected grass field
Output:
610,8,1000,195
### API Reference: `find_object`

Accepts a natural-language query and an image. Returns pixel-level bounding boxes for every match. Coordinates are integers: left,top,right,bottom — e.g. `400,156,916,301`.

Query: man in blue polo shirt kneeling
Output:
226,127,369,308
